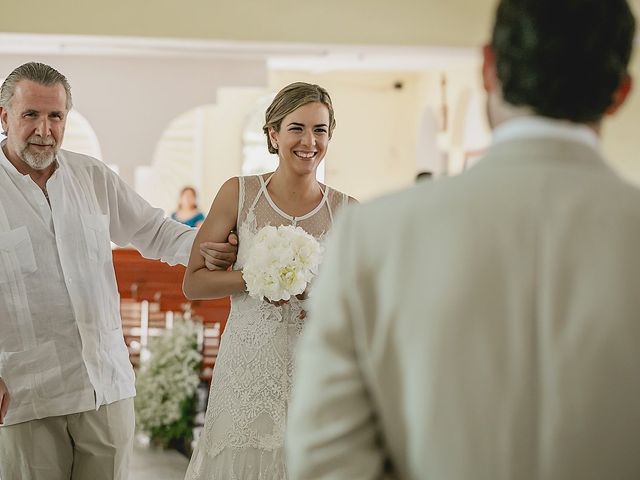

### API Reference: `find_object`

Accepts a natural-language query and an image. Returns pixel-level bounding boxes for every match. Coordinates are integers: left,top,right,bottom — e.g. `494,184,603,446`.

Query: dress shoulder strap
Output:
238,176,246,213
321,185,335,224
250,173,274,211
323,186,351,225
236,176,246,229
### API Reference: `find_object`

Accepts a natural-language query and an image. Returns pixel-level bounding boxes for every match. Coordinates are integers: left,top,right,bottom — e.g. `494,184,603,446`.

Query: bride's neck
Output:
269,169,321,202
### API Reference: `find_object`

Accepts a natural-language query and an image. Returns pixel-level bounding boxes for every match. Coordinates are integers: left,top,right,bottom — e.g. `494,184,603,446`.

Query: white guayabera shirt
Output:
0,143,195,426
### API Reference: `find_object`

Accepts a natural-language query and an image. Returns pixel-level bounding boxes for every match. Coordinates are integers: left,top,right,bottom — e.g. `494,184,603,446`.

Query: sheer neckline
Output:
259,173,328,222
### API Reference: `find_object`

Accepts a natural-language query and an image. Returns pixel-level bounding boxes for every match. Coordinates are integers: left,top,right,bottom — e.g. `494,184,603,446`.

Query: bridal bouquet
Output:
243,225,323,302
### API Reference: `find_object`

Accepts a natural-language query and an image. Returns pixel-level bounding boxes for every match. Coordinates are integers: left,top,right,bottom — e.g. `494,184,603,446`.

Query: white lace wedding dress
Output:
185,174,349,480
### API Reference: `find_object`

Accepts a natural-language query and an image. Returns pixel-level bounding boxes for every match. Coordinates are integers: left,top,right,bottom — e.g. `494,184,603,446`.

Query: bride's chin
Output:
292,159,317,170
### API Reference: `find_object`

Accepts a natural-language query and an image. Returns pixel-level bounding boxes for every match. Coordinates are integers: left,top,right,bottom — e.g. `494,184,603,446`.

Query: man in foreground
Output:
288,1,640,478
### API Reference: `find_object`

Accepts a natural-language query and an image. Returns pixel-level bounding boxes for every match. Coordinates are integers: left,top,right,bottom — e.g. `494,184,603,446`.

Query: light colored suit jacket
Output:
287,137,640,480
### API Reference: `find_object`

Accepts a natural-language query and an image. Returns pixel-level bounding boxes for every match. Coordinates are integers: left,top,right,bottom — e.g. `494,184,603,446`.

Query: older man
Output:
288,1,640,479
0,62,236,479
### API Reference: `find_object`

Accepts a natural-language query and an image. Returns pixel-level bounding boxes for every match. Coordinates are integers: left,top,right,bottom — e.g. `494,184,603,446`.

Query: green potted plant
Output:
134,317,202,454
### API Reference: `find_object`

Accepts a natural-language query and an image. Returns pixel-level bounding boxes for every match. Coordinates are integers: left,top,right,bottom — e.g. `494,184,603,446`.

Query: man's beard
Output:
20,135,58,170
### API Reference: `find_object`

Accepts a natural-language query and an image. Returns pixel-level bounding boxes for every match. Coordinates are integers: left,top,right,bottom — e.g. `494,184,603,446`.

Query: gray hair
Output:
0,62,73,111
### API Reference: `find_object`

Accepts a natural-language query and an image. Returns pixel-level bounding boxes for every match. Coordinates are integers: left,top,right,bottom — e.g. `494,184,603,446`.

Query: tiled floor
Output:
130,442,189,480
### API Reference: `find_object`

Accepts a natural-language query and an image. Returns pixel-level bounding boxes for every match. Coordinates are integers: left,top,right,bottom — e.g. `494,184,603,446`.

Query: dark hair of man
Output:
491,0,635,122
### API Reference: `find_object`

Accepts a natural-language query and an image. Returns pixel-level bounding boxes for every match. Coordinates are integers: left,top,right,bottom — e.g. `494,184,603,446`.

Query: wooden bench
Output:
113,248,230,380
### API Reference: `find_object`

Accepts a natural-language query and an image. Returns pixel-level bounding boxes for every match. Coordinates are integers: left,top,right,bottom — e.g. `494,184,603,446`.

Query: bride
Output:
182,82,355,479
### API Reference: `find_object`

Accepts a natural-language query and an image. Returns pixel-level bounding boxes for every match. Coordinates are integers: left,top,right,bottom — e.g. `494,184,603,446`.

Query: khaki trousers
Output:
0,398,134,480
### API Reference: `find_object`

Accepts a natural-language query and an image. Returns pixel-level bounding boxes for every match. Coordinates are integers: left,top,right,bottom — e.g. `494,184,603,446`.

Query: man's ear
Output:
606,74,632,116
0,107,8,135
482,44,498,94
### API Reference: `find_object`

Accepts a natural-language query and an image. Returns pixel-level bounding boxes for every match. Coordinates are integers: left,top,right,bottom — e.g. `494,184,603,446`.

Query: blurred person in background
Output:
172,186,205,228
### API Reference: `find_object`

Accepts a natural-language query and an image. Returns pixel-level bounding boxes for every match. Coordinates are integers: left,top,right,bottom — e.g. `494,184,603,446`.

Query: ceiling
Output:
0,0,637,73
0,0,499,47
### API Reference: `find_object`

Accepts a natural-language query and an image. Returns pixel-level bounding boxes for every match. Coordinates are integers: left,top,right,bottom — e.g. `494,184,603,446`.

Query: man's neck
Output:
494,112,602,137
489,94,601,136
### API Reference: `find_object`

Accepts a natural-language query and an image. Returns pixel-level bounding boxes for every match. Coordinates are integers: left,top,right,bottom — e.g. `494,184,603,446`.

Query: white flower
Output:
135,318,202,435
243,225,323,302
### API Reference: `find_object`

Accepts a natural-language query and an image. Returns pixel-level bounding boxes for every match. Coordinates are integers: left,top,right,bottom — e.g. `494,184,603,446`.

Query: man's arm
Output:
287,207,390,479
103,169,194,265
103,169,236,267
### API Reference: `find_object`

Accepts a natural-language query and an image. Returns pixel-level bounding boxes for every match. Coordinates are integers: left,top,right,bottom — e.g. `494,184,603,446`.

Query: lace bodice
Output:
185,174,349,480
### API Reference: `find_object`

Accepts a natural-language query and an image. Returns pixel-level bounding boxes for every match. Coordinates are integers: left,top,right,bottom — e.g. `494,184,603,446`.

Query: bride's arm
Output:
183,178,246,300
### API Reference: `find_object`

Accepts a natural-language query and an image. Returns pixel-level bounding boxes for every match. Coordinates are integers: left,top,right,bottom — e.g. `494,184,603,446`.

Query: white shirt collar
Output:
492,116,600,151
0,139,23,179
